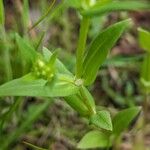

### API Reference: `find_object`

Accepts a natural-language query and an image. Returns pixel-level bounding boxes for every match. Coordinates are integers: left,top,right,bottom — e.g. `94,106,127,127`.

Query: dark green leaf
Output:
78,130,110,149
83,19,130,85
82,1,150,17
112,107,141,135
0,73,78,97
138,28,150,52
90,110,112,131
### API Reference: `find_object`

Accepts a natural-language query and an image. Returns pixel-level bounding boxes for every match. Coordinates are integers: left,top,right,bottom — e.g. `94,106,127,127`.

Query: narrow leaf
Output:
138,28,150,52
83,19,130,85
90,110,113,131
0,0,4,26
112,107,141,135
82,1,150,17
78,130,110,149
15,33,37,63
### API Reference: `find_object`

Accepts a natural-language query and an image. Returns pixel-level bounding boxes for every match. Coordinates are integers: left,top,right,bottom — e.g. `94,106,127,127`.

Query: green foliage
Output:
0,0,4,26
138,28,150,52
0,100,52,149
64,95,89,116
90,110,112,131
138,28,150,94
82,1,150,17
15,34,37,63
112,107,141,135
83,19,130,85
77,130,110,149
0,73,78,97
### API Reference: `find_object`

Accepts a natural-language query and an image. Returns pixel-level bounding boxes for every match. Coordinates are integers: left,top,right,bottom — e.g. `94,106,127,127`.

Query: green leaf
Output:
15,33,37,63
0,73,78,97
90,110,113,131
82,1,150,17
112,107,141,135
42,47,72,75
66,0,82,8
77,130,110,149
138,28,150,52
64,95,89,116
0,0,4,26
83,19,130,85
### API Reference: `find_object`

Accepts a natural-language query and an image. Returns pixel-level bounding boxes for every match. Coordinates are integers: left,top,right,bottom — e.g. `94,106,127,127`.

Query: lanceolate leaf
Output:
83,19,130,85
15,33,37,63
77,130,110,149
90,110,113,131
138,28,150,52
112,107,141,135
82,1,150,17
0,73,78,97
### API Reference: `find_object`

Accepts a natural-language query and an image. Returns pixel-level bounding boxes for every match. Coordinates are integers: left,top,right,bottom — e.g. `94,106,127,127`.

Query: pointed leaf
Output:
15,33,37,63
42,47,72,75
83,19,130,85
78,130,110,149
82,1,150,17
90,110,112,131
138,28,150,52
0,73,78,97
112,107,141,135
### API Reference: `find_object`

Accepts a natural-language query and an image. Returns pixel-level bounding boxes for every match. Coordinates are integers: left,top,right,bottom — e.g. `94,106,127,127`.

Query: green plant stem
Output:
79,86,96,115
0,27,13,81
76,16,90,78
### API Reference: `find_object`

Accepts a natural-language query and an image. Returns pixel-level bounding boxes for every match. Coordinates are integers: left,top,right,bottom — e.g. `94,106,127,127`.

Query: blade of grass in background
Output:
0,100,52,149
0,0,12,81
22,0,30,32
29,0,56,30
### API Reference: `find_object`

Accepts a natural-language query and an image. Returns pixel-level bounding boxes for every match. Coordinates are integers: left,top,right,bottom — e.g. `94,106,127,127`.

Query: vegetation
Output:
0,0,150,149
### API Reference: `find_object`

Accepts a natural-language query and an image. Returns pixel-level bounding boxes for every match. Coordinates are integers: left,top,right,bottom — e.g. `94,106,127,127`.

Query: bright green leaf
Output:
138,28,150,52
0,73,78,97
82,1,150,17
0,0,4,26
78,130,110,149
112,107,141,135
83,19,130,85
90,110,113,131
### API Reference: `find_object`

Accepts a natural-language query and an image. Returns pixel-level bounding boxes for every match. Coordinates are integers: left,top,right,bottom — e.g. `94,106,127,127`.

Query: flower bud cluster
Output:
32,58,54,81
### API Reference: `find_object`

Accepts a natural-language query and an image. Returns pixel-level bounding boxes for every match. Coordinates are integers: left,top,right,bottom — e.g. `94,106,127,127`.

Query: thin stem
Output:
76,16,90,78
